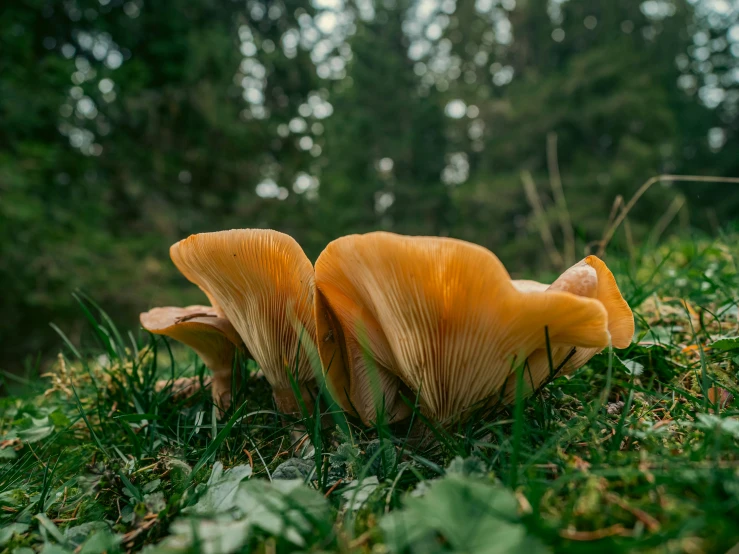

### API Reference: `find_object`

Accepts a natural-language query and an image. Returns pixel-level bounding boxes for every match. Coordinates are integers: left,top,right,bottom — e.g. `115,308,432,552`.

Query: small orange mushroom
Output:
169,229,318,415
140,305,244,412
314,232,612,423
509,255,634,400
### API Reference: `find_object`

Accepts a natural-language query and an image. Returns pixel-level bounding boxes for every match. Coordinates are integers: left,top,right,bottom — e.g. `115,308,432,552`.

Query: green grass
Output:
1,232,738,554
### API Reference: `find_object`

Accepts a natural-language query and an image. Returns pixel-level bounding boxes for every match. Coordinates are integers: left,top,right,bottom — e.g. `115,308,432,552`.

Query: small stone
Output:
606,401,625,415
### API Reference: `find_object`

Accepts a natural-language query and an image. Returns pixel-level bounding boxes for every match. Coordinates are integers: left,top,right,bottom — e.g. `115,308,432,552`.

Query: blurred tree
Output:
427,0,737,269
669,0,739,219
318,0,452,242
0,0,321,369
0,0,113,363
1,0,737,370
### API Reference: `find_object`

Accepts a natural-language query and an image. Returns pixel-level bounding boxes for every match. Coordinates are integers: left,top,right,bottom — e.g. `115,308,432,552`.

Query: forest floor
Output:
1,232,738,554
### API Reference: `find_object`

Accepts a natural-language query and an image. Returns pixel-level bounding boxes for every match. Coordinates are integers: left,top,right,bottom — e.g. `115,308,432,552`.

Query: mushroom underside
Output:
315,232,612,422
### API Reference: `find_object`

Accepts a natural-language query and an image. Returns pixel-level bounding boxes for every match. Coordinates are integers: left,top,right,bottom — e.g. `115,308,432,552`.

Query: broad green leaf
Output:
446,456,487,478
143,479,161,493
48,410,71,429
157,476,329,553
188,462,252,515
271,458,314,481
711,336,739,352
232,479,329,546
365,439,397,479
78,530,122,554
620,358,644,376
144,492,167,513
693,413,739,439
381,475,549,554
17,416,54,443
39,545,73,554
342,476,379,511
153,518,250,554
64,522,110,548
0,523,29,546
0,447,18,461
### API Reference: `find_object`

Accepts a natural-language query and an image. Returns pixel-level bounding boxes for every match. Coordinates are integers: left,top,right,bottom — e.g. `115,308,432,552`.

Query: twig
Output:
560,524,628,541
597,175,739,257
606,195,624,230
107,402,118,418
624,216,636,261
605,493,661,532
587,195,624,254
516,490,533,515
521,170,564,268
243,448,254,469
122,517,158,546
175,312,217,324
547,132,575,266
649,194,686,246
349,530,373,549
294,432,311,453
324,478,343,498
651,418,673,431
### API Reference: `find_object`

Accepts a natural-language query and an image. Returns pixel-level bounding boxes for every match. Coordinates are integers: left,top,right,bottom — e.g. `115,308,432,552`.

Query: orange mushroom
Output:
509,255,634,400
314,232,612,423
169,229,318,415
140,305,244,413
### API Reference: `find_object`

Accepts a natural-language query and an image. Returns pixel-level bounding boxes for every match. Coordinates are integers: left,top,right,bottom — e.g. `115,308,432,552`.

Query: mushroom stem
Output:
272,383,318,417
155,376,212,399
209,361,240,416
139,305,246,418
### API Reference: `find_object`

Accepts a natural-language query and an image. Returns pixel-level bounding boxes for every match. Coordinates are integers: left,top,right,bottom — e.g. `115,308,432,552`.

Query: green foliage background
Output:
1,0,738,370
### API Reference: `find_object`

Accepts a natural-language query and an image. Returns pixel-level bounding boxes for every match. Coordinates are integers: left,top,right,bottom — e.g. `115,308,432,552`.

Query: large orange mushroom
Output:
314,231,614,423
169,229,318,415
140,305,244,412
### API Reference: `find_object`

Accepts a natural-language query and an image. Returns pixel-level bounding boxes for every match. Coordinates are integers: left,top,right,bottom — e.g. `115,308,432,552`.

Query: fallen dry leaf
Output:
708,387,734,412
0,438,22,451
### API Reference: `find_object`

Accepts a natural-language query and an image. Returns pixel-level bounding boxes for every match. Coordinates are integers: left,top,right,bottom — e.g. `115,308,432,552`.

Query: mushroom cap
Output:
548,255,634,349
139,305,242,390
515,255,634,349
169,230,317,394
140,305,242,347
315,231,611,422
547,255,634,374
504,256,635,401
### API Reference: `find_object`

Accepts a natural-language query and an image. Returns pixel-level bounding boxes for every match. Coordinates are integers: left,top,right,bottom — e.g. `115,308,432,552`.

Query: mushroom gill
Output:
140,305,244,412
169,229,318,415
509,255,634,400
314,231,611,423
